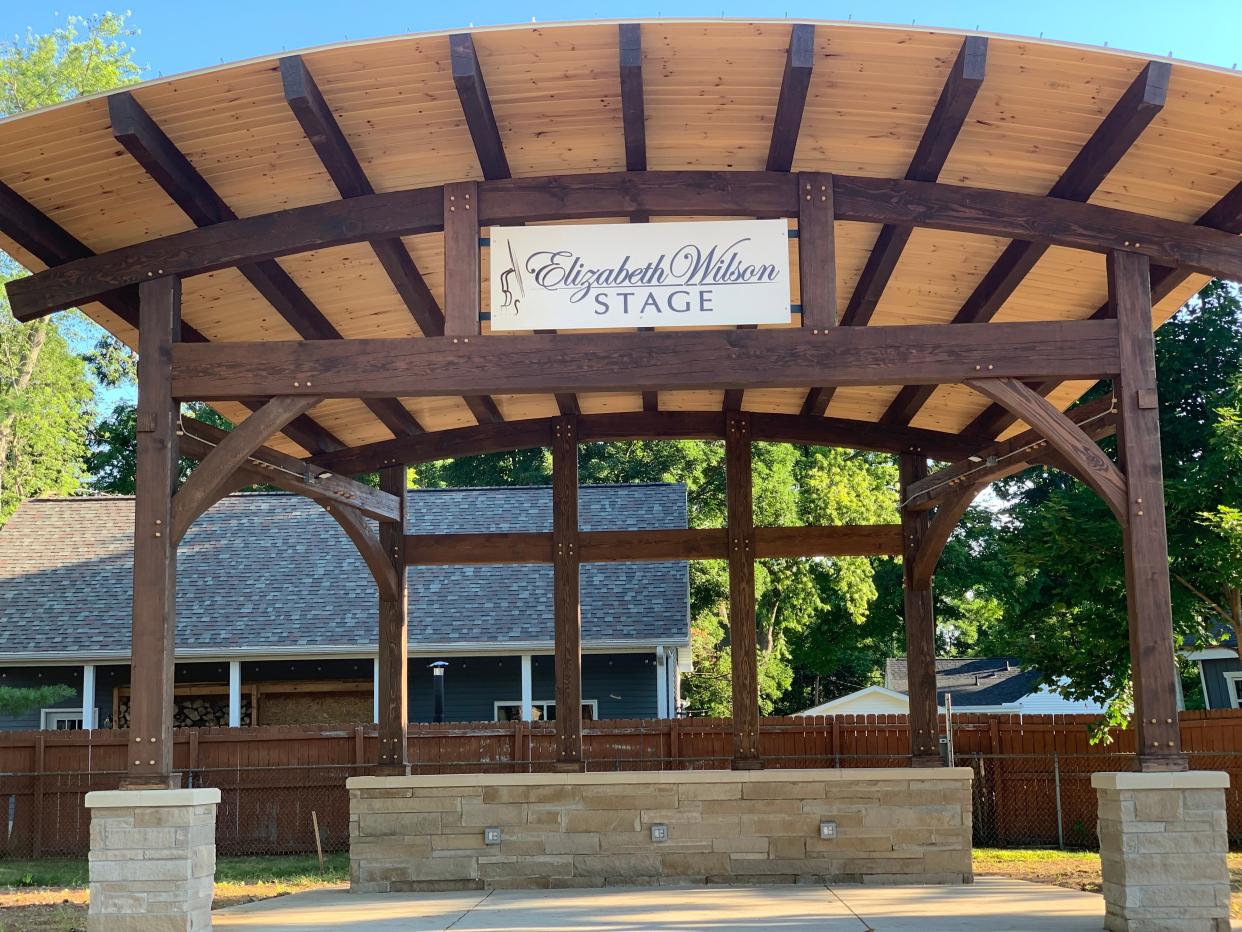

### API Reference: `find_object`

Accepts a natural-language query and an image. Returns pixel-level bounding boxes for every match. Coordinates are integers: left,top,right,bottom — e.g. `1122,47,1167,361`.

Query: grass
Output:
0,854,348,932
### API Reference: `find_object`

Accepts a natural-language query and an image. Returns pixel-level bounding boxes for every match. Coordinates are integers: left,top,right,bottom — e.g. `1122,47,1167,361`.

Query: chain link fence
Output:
5,752,1242,859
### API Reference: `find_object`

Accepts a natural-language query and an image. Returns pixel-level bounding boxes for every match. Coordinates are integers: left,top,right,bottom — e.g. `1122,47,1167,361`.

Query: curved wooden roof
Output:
1,19,1240,460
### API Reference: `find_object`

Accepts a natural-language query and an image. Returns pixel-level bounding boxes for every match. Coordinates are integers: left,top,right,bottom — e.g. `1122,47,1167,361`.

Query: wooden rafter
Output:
14,169,1242,322
882,60,1170,428
171,396,322,542
0,178,343,456
108,91,422,443
619,24,646,172
280,55,444,340
967,176,1242,440
965,377,1128,523
451,33,510,181
177,418,400,521
765,24,815,173
170,320,1121,401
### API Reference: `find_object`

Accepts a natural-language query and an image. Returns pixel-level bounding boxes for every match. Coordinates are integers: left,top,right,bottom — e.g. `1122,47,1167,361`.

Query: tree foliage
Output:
0,684,75,717
0,13,143,526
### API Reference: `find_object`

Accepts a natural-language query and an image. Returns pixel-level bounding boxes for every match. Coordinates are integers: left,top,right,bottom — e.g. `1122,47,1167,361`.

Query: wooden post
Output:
443,181,480,337
798,171,837,330
552,415,584,771
726,411,762,768
375,464,410,774
899,453,942,767
1109,249,1187,772
125,275,181,788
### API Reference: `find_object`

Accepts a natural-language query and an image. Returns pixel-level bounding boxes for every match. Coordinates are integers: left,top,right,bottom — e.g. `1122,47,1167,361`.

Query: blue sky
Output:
10,2,1242,77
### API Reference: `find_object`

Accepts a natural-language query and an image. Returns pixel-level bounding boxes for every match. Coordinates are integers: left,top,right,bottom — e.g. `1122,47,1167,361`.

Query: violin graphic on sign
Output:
498,240,525,315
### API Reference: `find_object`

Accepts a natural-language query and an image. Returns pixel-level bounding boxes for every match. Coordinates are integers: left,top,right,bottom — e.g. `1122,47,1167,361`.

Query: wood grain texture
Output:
899,454,942,766
726,411,761,767
552,416,583,769
170,320,1121,400
308,409,983,476
1111,250,1186,771
964,378,1128,523
376,464,410,774
125,276,181,787
766,24,815,173
171,396,322,542
618,24,646,172
797,172,836,330
902,395,1117,511
178,418,400,520
13,169,1242,322
451,33,510,181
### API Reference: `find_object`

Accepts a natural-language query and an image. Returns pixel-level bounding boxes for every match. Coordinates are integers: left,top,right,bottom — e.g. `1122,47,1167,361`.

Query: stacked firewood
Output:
115,697,253,728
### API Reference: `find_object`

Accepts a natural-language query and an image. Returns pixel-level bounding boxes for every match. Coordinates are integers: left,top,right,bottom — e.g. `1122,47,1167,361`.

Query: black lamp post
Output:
429,661,449,723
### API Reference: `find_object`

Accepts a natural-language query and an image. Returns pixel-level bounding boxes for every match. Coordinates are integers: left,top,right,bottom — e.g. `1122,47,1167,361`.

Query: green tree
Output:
86,402,236,495
0,684,74,717
0,14,143,524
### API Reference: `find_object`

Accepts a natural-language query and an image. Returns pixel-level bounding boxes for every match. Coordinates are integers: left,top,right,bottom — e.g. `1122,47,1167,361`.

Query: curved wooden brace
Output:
910,478,989,589
171,396,323,542
966,377,1128,525
319,501,399,601
10,170,1242,320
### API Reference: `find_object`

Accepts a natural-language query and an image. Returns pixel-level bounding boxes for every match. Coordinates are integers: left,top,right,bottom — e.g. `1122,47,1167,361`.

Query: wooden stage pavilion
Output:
3,19,1241,793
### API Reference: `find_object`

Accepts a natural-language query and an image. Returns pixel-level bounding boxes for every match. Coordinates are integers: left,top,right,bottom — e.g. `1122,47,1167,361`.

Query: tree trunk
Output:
0,319,49,508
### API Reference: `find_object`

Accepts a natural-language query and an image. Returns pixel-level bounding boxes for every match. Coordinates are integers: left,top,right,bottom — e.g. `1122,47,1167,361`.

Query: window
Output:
41,708,93,730
494,700,598,722
1224,672,1242,709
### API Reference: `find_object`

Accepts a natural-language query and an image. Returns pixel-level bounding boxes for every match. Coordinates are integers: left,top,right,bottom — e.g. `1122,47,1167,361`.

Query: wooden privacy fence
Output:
5,710,1242,857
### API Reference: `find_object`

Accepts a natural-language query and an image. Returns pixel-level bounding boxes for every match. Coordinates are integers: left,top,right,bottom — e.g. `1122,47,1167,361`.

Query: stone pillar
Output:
85,787,219,931
1093,771,1230,932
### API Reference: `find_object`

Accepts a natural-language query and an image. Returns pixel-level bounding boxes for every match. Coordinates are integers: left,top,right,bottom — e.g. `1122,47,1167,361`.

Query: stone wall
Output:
85,788,219,932
1093,771,1230,932
348,768,972,891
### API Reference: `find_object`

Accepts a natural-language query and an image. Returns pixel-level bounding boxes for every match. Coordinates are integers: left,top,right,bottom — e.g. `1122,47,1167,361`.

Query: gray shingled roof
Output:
0,485,689,659
884,658,1041,707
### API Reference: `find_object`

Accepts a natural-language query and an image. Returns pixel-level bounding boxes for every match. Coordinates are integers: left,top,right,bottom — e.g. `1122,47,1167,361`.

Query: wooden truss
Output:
8,24,1229,787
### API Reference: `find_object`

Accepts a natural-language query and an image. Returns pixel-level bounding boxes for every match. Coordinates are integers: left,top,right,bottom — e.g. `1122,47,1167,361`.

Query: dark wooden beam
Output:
899,453,942,767
552,416,583,770
1111,249,1186,772
555,394,581,416
375,464,410,773
966,377,1127,523
838,36,987,330
450,33,510,180
618,24,646,172
723,389,744,412
108,90,423,441
766,24,815,173
308,409,983,476
642,391,659,413
16,168,1242,320
125,275,181,788
403,524,902,565
882,60,1170,428
902,395,1116,511
171,396,322,542
170,320,1121,401
798,171,837,331
280,55,445,339
177,418,400,521
726,411,761,768
967,176,1242,441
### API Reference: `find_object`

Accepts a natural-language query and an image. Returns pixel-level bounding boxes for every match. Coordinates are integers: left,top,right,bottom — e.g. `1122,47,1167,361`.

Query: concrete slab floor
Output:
211,877,1136,931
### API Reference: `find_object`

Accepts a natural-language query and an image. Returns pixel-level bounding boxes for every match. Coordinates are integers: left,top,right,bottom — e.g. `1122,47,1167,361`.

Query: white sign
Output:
488,219,791,331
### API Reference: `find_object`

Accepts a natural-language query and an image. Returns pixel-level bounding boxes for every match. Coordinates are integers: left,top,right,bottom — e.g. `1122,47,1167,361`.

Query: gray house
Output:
0,485,690,731
1185,633,1242,710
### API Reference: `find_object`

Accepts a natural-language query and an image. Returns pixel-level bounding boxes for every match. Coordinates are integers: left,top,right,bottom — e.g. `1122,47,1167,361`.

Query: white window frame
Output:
41,708,94,730
493,699,598,722
1223,672,1242,709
